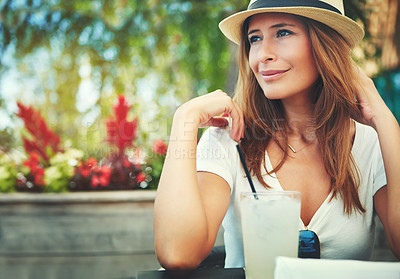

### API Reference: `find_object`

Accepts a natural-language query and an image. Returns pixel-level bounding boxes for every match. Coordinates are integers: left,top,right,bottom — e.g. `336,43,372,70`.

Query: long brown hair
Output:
234,15,365,214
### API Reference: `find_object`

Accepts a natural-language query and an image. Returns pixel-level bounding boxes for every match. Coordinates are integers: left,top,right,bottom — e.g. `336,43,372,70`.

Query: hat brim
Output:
219,7,364,48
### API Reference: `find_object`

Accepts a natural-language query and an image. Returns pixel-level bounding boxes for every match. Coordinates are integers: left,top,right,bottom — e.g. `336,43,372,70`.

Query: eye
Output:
248,35,261,44
277,29,293,38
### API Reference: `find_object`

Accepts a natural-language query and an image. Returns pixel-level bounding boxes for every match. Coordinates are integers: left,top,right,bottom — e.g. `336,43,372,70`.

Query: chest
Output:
267,144,331,226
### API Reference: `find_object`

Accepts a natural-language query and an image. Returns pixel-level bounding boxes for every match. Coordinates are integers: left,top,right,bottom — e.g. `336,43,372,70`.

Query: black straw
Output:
236,144,258,200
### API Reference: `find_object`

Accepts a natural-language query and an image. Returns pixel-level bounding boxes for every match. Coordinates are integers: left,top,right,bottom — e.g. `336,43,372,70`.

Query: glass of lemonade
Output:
240,191,301,279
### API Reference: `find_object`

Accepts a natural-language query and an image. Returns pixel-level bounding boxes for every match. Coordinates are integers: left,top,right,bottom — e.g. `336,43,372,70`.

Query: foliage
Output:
105,95,138,155
0,0,247,155
43,148,83,192
9,95,164,193
19,152,45,190
0,153,17,192
0,128,14,152
0,0,398,153
374,67,400,121
71,95,146,191
16,102,61,162
145,139,168,189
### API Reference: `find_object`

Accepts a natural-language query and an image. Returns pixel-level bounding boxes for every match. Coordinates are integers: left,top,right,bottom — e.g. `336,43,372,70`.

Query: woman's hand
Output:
354,67,389,129
177,90,245,141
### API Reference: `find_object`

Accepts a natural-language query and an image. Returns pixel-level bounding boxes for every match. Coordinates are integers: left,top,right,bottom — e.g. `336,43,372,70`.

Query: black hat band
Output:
249,0,341,15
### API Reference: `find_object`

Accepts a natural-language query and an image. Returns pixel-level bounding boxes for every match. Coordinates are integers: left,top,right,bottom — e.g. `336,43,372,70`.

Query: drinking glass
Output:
240,191,301,279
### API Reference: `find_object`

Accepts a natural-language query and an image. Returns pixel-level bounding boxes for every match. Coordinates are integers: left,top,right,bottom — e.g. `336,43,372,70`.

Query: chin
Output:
262,90,286,100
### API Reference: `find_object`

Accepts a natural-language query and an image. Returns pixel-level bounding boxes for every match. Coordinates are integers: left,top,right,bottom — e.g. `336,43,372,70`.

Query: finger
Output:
228,100,245,142
234,101,245,140
200,117,229,128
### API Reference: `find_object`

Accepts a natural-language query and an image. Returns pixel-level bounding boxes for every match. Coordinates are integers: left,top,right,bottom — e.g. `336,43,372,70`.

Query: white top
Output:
196,122,387,268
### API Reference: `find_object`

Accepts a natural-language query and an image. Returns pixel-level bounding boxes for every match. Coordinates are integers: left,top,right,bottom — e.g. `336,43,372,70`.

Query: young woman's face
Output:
247,13,319,101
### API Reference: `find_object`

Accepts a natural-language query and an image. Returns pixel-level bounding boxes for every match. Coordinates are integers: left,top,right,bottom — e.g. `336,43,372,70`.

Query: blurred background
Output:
0,0,399,157
0,0,399,278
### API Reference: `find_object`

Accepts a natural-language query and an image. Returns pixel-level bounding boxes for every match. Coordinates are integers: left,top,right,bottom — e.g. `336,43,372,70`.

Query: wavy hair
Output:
234,15,365,214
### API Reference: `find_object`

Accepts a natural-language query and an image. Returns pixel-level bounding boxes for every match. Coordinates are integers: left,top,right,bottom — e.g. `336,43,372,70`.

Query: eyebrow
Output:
248,23,296,36
271,23,295,28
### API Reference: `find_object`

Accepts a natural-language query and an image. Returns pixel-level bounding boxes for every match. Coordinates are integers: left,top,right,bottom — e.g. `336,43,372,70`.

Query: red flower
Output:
33,168,45,185
136,172,146,183
77,158,98,178
23,152,41,168
91,165,112,187
23,152,45,186
123,158,131,168
106,95,138,155
16,102,61,162
152,139,167,155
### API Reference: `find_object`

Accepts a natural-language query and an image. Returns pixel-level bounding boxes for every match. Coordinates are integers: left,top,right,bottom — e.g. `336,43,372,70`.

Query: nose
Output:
257,41,277,63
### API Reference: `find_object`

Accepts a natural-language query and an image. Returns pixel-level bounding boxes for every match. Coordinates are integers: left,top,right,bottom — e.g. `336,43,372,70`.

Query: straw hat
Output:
219,0,364,48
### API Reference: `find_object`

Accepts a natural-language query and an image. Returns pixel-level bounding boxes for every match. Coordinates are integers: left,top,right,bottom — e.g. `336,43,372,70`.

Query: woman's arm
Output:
372,109,400,259
355,69,400,259
153,90,244,269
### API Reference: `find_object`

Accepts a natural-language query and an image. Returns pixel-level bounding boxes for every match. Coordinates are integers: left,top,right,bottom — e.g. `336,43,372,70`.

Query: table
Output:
138,259,400,279
137,268,245,279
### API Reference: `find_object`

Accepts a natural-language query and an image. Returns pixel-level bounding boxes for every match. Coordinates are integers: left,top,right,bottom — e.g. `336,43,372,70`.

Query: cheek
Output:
297,43,318,78
248,49,258,73
305,55,319,81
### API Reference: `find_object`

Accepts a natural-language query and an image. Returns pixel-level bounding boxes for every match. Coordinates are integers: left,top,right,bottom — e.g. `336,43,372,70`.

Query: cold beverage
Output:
240,191,301,279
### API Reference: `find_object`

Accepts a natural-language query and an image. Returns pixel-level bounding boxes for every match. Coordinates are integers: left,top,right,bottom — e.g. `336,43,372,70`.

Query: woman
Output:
154,0,400,269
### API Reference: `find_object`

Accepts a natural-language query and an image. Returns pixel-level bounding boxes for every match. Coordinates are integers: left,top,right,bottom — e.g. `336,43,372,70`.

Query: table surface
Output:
137,268,245,279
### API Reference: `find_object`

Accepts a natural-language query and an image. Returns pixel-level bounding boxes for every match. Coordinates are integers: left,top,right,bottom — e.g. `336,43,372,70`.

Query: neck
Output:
282,99,316,141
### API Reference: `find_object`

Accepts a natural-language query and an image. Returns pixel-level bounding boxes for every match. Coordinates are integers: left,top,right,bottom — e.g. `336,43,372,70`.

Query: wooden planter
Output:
0,191,162,279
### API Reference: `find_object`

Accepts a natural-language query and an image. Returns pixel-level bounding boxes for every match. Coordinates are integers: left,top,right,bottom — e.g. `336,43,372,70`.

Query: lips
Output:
260,70,288,76
260,69,289,77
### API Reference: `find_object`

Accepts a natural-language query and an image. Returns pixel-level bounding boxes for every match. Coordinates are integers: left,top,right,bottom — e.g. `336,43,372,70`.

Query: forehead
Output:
248,12,306,28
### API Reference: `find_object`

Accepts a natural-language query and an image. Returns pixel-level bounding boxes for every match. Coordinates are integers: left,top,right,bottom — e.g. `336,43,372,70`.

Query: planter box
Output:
0,191,224,279
0,191,158,256
0,191,161,279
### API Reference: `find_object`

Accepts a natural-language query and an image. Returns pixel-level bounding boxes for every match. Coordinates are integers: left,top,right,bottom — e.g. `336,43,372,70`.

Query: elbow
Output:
156,249,202,271
155,241,205,270
158,257,201,271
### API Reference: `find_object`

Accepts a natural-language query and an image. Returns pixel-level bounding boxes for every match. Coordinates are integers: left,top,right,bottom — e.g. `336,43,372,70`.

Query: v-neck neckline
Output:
263,121,360,229
264,153,334,229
